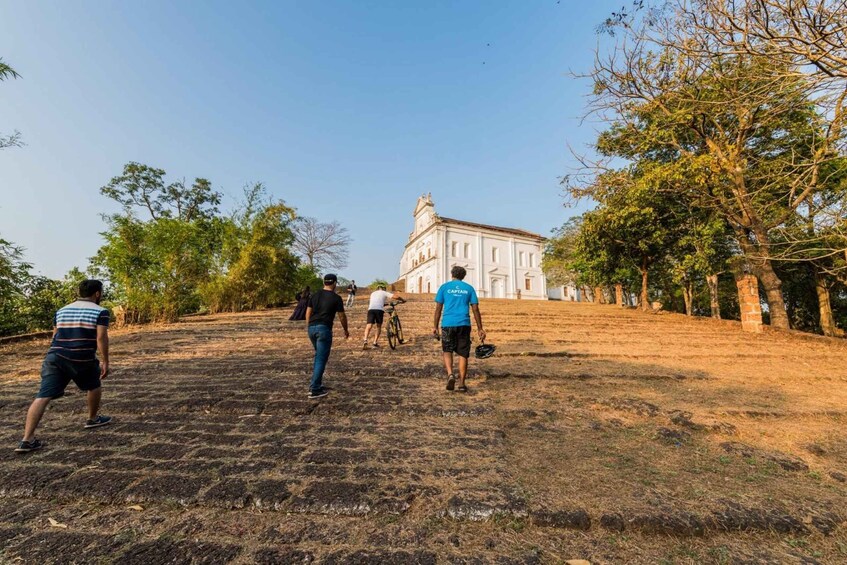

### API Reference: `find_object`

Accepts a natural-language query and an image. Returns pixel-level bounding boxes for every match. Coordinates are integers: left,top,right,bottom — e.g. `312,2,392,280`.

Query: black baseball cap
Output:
323,273,338,284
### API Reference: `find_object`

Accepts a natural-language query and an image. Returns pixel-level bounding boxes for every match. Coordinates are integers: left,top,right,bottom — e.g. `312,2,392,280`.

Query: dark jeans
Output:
308,324,333,392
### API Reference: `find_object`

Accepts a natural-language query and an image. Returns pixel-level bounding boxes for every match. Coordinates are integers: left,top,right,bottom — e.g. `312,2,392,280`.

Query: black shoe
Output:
15,439,43,453
372,342,380,348
457,384,468,393
84,415,113,429
446,375,455,391
308,389,329,399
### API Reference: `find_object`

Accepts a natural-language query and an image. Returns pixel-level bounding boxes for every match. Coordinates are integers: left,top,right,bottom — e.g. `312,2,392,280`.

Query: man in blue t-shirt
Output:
433,266,486,393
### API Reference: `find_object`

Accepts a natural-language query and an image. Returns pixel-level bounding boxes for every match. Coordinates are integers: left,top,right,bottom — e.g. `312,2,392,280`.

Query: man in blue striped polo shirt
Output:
15,279,113,453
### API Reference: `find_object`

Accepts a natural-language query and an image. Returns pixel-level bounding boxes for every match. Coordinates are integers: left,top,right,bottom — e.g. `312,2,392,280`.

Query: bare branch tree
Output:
292,217,351,271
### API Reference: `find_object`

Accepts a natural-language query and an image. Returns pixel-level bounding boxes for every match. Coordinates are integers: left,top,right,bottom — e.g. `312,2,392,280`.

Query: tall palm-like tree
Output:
0,57,22,148
0,58,20,81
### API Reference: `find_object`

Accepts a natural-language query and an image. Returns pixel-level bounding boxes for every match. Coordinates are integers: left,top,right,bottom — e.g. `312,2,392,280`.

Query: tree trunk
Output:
814,272,842,337
640,257,649,311
615,283,624,307
682,280,693,316
706,274,720,319
755,259,790,330
594,286,606,304
736,234,790,330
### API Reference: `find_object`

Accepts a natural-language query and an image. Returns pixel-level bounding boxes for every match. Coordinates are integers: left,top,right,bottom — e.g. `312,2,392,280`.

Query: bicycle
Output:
385,300,406,350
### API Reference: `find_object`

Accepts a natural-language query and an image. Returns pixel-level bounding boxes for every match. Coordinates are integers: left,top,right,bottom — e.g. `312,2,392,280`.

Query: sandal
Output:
457,384,468,393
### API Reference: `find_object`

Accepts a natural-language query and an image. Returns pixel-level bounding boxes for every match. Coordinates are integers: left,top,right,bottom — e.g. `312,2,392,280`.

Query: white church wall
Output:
400,195,547,299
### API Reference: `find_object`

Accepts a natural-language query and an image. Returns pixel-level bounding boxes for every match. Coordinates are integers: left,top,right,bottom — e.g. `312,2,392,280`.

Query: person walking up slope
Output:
346,280,357,308
363,285,404,349
433,266,486,393
306,274,350,399
15,279,113,453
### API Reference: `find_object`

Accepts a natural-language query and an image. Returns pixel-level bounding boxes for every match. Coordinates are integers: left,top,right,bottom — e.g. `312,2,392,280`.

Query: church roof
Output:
438,216,544,240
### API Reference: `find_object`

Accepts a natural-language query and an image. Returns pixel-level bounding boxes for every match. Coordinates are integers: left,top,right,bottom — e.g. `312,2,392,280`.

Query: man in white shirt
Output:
363,285,404,349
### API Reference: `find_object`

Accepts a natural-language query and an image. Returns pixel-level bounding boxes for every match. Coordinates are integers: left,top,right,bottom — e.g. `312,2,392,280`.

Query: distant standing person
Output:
15,280,113,453
433,266,486,393
289,286,311,321
306,274,350,399
346,280,358,308
363,285,404,349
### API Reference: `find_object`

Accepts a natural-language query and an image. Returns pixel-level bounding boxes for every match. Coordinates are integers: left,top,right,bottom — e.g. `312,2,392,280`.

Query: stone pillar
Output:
615,283,624,307
735,274,763,333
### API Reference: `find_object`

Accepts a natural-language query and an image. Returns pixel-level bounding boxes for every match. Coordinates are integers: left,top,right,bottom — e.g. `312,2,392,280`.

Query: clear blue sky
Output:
0,1,610,283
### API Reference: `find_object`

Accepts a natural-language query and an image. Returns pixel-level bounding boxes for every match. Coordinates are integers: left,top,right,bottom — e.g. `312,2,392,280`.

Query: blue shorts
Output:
37,353,102,399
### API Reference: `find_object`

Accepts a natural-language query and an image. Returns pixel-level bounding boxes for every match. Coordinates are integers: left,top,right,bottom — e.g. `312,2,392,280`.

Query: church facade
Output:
398,195,547,300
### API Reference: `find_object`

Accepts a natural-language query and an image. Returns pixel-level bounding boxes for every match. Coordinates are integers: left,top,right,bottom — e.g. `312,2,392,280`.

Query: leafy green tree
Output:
585,7,841,329
0,237,32,335
94,163,224,322
368,279,389,290
200,183,302,312
543,218,583,288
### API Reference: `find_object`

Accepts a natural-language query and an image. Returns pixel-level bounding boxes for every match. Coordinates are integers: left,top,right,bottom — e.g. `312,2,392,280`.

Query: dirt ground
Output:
1,293,846,564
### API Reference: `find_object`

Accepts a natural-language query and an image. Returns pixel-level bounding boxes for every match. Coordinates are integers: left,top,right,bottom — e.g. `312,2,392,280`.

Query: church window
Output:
529,253,536,267
519,251,525,267
492,247,499,263
451,242,457,257
463,243,470,258
525,278,532,291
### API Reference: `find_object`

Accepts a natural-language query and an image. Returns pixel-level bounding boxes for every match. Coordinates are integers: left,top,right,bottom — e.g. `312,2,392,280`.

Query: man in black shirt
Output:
305,274,350,399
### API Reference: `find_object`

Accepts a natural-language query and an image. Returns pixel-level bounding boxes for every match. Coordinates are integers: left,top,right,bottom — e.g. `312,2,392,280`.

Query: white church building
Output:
397,194,548,300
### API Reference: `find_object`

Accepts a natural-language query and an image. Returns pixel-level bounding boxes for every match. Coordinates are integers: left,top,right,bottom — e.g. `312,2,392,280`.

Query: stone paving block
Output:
444,491,528,521
202,478,251,509
0,499,49,522
40,448,117,466
5,531,119,564
530,508,591,530
322,549,437,565
168,459,225,474
251,479,292,510
124,474,205,505
0,526,30,545
289,481,375,516
214,399,265,414
98,457,158,471
119,539,241,564
257,443,305,460
55,470,139,502
253,547,315,564
0,465,74,497
131,443,193,460
303,448,371,465
219,460,276,476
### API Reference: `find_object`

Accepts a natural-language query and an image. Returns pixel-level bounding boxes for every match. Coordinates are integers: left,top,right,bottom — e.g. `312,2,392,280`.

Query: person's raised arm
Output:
338,312,350,339
433,303,443,337
97,325,110,379
471,304,486,343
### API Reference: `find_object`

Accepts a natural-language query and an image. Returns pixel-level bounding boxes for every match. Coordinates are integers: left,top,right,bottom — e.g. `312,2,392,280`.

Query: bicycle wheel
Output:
395,317,405,344
387,318,398,350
